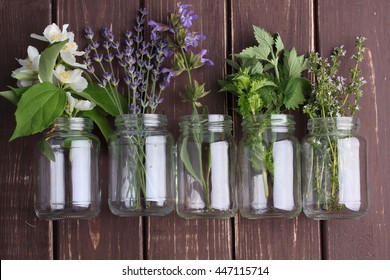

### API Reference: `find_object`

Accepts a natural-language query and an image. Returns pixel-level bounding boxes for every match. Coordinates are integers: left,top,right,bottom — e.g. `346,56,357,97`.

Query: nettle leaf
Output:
225,59,240,70
39,39,69,83
275,33,284,54
77,83,127,116
251,62,264,75
253,25,274,48
284,48,309,78
236,46,258,59
284,77,311,109
10,82,66,141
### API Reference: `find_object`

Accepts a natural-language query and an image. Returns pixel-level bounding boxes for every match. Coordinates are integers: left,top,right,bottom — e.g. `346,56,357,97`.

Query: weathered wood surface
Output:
317,0,390,259
0,0,389,260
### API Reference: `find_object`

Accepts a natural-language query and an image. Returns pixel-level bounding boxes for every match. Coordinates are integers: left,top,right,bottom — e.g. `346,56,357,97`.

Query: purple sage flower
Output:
199,49,214,66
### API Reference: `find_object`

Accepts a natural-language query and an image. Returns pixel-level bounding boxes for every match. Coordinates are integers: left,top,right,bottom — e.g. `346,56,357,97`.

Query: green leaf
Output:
12,72,38,81
80,108,113,141
39,40,69,83
250,62,264,74
275,33,284,54
236,46,258,59
39,140,55,162
225,59,240,70
8,86,30,96
76,83,127,116
10,83,66,141
284,77,311,109
253,25,274,48
284,48,309,78
0,90,19,105
180,137,201,184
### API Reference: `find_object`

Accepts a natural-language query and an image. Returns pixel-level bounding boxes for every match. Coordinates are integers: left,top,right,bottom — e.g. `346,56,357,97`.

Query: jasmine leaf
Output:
253,25,274,48
80,108,113,141
39,140,55,162
39,40,69,83
76,83,127,116
0,90,19,105
284,77,311,109
8,86,30,96
10,83,66,141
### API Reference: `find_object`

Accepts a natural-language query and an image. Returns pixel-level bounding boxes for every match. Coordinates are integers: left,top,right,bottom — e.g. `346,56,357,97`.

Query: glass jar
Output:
108,114,174,216
237,114,301,219
176,114,236,219
35,117,101,220
302,117,368,220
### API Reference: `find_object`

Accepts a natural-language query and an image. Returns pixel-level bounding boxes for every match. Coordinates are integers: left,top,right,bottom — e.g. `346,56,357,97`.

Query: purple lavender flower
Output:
129,104,141,114
101,28,114,42
85,28,94,40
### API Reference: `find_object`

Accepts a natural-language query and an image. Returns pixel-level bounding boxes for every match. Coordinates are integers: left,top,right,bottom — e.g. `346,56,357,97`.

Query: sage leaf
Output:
180,137,201,185
39,40,69,83
10,83,66,141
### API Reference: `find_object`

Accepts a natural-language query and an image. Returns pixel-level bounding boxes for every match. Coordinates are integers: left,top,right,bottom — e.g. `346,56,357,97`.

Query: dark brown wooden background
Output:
1,0,389,260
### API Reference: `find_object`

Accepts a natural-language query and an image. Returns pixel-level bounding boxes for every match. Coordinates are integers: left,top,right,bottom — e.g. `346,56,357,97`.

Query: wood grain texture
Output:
232,0,321,260
0,0,53,260
317,0,390,259
55,0,143,259
145,0,233,260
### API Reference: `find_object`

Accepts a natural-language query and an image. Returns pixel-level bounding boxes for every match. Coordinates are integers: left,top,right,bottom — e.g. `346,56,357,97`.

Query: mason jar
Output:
176,114,236,219
302,117,368,220
35,117,101,220
108,114,174,216
237,114,301,219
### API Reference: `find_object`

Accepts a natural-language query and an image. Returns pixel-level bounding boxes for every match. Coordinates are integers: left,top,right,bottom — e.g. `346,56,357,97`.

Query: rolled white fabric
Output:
273,140,294,211
251,174,267,210
70,140,91,208
50,150,65,210
338,137,361,211
145,135,166,206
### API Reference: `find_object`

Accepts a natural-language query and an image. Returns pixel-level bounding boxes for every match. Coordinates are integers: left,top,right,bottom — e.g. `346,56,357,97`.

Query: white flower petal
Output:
60,51,87,69
70,76,88,92
30,33,49,42
27,46,39,61
66,92,75,114
75,100,95,111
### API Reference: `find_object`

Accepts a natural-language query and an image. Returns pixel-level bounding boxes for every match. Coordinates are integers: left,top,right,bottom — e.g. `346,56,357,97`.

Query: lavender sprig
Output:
83,8,171,115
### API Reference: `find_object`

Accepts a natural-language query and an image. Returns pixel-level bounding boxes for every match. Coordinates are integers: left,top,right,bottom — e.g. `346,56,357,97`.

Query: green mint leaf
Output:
39,140,56,162
10,83,66,141
76,83,127,116
253,25,274,48
80,108,113,141
39,40,69,83
284,77,311,109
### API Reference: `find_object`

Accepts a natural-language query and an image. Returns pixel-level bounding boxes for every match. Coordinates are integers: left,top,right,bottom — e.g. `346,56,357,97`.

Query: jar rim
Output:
179,114,232,123
307,116,359,131
242,114,295,130
54,116,93,131
115,113,168,127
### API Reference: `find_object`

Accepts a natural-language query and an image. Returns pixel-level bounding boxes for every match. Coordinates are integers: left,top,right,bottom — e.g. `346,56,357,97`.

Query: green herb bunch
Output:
303,36,367,212
220,25,310,118
220,26,310,198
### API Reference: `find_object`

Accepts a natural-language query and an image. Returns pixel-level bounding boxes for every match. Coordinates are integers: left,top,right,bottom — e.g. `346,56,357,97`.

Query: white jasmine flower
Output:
11,46,40,87
31,23,72,43
54,64,87,92
66,92,95,115
60,39,87,69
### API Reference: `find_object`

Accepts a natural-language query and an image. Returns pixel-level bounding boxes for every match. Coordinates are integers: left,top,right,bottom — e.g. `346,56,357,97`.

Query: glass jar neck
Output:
179,114,232,133
307,117,358,134
242,114,295,133
115,114,168,129
52,117,93,132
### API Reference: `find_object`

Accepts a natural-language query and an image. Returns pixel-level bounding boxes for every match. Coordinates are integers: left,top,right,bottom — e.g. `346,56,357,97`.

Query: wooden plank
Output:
0,0,53,259
232,0,321,260
317,0,390,259
145,0,233,259
55,0,143,259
